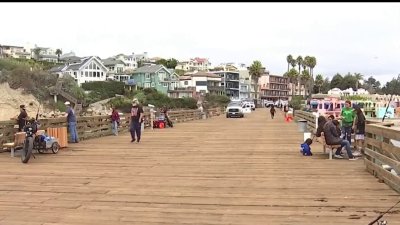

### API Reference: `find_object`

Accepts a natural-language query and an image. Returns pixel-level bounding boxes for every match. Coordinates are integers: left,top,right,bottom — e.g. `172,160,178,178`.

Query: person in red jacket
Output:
111,106,120,136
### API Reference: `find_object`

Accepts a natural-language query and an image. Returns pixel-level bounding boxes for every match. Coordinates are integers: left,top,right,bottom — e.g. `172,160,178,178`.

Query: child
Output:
300,138,313,156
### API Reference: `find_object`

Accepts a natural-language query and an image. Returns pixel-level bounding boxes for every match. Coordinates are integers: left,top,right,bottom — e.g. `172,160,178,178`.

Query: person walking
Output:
270,105,276,119
129,98,144,143
111,106,120,136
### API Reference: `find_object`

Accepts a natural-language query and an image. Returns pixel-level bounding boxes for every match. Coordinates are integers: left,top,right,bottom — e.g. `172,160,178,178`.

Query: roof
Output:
65,57,91,70
49,65,67,73
193,57,207,63
133,65,166,74
61,56,81,62
184,72,221,79
179,75,191,80
192,72,220,78
102,58,125,66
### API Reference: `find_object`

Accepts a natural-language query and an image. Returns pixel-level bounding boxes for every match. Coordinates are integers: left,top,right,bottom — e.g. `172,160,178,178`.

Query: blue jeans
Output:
342,125,352,145
68,122,79,143
335,139,354,158
130,121,141,141
111,121,118,136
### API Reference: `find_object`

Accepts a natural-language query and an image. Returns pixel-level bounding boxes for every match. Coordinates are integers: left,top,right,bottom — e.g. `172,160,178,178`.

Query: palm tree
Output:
249,60,264,102
315,74,324,93
309,56,317,78
286,55,293,73
300,69,311,97
354,73,363,90
286,68,298,97
55,49,62,63
290,59,296,69
296,56,303,95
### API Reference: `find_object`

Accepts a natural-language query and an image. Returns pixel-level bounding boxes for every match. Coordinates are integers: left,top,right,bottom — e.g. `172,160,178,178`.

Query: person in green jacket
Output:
340,100,355,145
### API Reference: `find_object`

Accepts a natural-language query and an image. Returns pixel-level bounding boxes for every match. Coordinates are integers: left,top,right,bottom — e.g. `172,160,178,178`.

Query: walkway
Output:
0,110,399,225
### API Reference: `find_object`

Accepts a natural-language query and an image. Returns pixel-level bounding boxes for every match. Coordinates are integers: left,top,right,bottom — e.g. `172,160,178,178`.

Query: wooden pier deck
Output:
0,110,399,225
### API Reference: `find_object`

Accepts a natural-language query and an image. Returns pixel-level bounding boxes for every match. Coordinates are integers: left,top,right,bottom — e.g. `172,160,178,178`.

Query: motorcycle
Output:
21,118,39,163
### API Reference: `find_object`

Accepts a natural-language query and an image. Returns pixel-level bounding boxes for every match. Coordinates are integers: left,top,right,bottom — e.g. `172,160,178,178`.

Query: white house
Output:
179,72,223,95
328,88,370,96
175,57,212,72
33,46,58,62
0,45,31,59
328,88,342,95
114,53,137,72
102,58,125,74
49,56,108,86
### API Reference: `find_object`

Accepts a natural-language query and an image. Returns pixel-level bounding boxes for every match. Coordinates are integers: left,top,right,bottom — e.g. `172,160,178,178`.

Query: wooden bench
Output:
317,132,342,160
2,132,26,157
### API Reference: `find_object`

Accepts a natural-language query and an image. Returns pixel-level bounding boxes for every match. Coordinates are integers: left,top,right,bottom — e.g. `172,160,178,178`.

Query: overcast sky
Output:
1,3,400,84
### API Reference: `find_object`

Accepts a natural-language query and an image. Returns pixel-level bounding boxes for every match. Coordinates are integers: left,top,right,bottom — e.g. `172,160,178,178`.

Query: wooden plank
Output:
366,137,400,161
364,159,400,193
366,124,400,140
364,148,400,172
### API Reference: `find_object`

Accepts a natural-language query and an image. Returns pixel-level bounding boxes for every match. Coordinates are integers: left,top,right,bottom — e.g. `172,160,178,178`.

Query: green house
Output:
131,65,179,95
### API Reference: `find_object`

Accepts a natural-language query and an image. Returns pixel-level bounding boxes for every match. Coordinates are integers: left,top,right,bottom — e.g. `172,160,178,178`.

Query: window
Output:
145,73,150,79
144,82,150,88
196,81,207,86
163,83,168,87
101,72,103,77
151,82,155,87
184,81,188,85
97,72,100,77
89,72,93,77
74,72,77,76
85,71,88,77
81,71,83,77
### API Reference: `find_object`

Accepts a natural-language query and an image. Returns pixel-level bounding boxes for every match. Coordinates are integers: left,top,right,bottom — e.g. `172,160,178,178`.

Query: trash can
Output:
298,120,308,133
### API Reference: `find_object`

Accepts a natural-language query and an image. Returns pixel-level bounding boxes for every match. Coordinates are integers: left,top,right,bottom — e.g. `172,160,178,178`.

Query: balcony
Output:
208,86,224,92
168,87,195,93
260,84,290,91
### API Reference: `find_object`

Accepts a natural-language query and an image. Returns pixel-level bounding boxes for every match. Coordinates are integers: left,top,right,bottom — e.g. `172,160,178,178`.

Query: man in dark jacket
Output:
323,120,357,160
17,105,28,132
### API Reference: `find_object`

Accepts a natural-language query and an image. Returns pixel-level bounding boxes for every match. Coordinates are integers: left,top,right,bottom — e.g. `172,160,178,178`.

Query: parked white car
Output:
226,103,244,118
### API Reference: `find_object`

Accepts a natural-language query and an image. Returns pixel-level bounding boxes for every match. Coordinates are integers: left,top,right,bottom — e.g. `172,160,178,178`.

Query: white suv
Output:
226,103,244,118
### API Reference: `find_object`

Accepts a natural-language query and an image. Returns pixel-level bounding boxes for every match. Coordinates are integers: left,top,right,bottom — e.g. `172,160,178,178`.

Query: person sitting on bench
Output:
323,119,358,160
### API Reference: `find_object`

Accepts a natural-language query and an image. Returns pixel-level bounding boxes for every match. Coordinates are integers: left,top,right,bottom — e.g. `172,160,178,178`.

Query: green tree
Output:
300,69,312,97
248,60,264,100
321,77,331,94
284,68,299,97
330,73,343,89
155,58,167,66
286,54,293,73
33,48,41,61
296,56,303,94
290,59,297,68
354,73,363,90
166,58,178,69
341,73,358,90
362,76,381,94
382,75,400,95
55,49,62,62
314,74,324,93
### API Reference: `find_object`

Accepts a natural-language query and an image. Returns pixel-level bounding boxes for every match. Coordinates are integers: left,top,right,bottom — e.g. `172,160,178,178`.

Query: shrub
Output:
289,96,304,110
81,81,125,101
205,94,230,107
